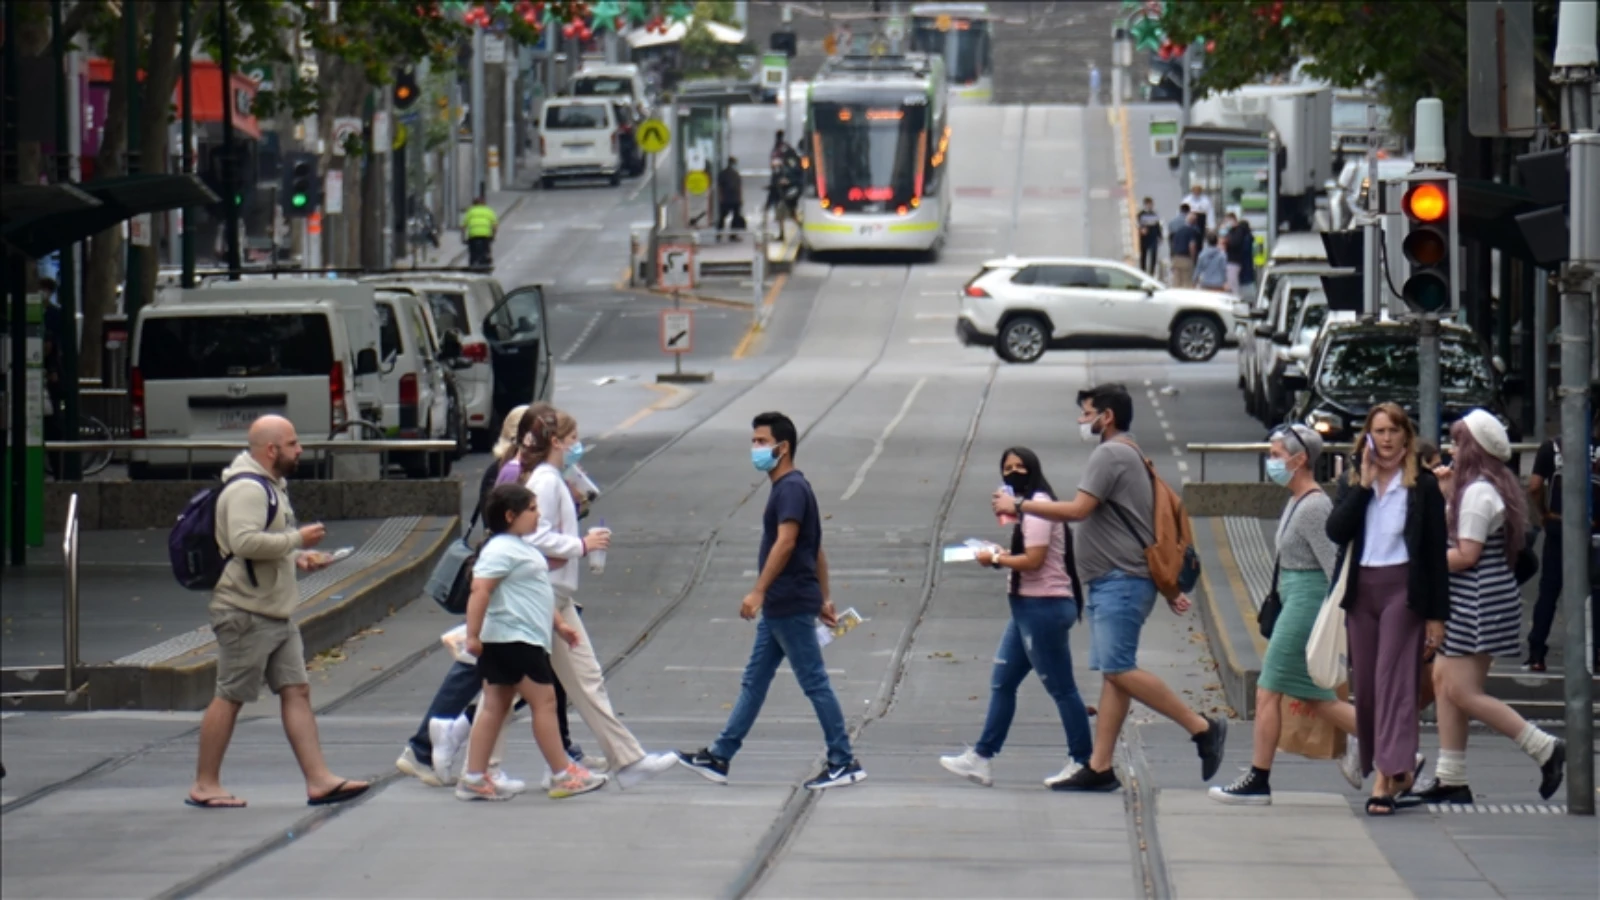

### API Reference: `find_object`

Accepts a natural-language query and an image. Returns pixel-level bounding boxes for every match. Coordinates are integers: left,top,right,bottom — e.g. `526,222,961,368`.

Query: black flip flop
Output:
1365,795,1397,816
307,780,370,807
185,794,247,809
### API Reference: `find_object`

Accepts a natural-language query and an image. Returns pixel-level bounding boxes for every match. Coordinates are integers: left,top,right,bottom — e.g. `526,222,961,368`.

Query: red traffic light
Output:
1404,182,1448,222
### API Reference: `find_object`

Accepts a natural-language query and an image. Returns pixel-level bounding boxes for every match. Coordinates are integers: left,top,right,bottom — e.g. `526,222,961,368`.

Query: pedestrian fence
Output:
1186,441,1543,482
43,437,458,481
0,494,82,704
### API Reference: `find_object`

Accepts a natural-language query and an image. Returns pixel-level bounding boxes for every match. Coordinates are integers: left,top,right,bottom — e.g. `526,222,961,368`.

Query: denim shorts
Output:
1086,570,1158,674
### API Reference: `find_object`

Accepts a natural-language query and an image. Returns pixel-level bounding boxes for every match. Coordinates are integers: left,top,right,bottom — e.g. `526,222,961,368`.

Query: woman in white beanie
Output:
1417,410,1566,803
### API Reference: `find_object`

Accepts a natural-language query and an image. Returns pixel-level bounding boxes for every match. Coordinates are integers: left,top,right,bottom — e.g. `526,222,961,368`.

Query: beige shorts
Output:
210,605,308,703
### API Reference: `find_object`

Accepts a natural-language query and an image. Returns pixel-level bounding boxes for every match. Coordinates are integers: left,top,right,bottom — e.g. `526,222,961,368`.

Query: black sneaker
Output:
1194,716,1229,781
1049,764,1121,792
1412,780,1474,804
1522,656,1547,673
675,748,729,784
805,759,867,790
1539,740,1566,800
1208,769,1271,806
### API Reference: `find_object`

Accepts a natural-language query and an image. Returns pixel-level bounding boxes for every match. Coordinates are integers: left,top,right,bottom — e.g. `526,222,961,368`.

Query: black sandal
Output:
1365,795,1397,816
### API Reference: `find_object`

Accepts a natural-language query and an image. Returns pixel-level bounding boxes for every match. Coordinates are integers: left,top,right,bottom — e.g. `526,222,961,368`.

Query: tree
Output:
1158,1,1562,141
680,1,749,79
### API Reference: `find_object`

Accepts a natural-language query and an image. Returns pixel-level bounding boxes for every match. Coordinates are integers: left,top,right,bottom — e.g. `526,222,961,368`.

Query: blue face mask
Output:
563,440,585,471
1265,458,1292,486
752,446,780,472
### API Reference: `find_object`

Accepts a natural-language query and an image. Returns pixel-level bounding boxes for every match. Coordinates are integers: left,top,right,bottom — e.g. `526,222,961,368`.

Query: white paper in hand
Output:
441,624,478,665
816,607,866,648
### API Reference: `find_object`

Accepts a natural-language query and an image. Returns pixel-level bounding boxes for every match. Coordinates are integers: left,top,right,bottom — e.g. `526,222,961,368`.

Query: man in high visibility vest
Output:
462,196,498,268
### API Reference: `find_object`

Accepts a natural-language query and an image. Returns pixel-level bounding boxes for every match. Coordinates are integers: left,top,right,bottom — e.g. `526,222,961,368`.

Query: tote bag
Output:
1306,548,1352,690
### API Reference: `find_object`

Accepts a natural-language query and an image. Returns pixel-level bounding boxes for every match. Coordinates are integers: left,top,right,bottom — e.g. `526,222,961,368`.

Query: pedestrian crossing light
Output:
393,67,420,112
1398,175,1456,315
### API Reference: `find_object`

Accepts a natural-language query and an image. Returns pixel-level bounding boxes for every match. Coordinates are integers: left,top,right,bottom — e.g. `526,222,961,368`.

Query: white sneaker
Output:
1044,761,1083,789
615,752,679,790
396,746,445,787
576,753,609,773
1337,736,1363,790
487,764,527,795
455,773,515,802
938,748,993,787
428,717,464,785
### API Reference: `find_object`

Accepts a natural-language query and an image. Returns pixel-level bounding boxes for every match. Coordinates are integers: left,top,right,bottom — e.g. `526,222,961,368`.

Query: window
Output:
488,289,544,342
1095,266,1147,291
138,314,334,380
1282,287,1312,329
1317,335,1493,396
812,100,929,211
1035,265,1098,288
572,76,631,98
425,291,469,336
544,103,609,130
375,302,404,360
407,304,435,357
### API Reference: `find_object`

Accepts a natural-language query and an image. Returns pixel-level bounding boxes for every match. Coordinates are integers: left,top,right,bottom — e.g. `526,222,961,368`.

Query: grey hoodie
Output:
213,451,303,619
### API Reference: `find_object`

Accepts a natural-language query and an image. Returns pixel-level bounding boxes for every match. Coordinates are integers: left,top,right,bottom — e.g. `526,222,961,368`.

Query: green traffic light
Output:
292,194,308,207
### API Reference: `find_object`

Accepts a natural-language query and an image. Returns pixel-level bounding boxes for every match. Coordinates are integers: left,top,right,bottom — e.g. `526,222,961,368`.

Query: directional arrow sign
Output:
657,243,694,290
637,117,670,154
660,310,693,354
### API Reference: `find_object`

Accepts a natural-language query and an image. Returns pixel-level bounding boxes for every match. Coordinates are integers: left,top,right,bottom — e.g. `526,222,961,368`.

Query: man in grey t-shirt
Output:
993,383,1226,793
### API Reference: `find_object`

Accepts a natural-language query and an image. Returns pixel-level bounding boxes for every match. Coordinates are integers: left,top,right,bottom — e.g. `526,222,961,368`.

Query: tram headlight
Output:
897,205,908,216
911,197,920,208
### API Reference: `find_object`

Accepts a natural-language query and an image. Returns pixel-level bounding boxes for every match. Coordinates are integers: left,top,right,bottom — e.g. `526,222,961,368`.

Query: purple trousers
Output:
1348,563,1424,778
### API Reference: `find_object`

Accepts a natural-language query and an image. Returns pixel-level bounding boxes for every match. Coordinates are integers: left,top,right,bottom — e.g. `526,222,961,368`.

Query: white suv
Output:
957,257,1237,363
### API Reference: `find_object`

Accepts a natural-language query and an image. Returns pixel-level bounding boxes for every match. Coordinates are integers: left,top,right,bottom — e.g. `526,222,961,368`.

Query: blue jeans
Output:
975,596,1094,764
1086,570,1158,674
710,611,853,767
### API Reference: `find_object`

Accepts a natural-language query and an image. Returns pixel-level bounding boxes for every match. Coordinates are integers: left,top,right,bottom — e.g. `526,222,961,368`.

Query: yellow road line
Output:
1117,106,1141,265
731,273,788,360
599,382,692,441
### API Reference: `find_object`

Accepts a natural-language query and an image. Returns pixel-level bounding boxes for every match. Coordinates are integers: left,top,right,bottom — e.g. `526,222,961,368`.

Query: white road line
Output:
920,290,956,297
512,222,545,231
1171,446,1184,457
1165,431,1177,442
842,377,928,502
560,311,604,363
739,568,892,577
1177,460,1190,472
664,665,847,675
585,277,615,286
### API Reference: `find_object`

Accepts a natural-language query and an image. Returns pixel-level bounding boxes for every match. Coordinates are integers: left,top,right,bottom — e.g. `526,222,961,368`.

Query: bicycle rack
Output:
1,494,87,710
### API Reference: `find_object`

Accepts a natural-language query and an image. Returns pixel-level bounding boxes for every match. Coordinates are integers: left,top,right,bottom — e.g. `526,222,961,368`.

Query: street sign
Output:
483,35,506,64
886,16,905,42
637,118,670,154
658,243,694,290
660,310,693,354
324,170,344,215
685,170,711,196
373,112,391,154
129,214,152,247
1150,119,1179,158
332,116,361,155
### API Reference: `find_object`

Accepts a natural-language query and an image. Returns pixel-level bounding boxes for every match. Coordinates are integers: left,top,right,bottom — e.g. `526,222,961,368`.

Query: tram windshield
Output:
812,100,929,212
910,16,991,85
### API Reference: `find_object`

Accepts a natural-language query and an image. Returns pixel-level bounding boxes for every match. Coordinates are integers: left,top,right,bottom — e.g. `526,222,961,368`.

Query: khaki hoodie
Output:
212,451,304,619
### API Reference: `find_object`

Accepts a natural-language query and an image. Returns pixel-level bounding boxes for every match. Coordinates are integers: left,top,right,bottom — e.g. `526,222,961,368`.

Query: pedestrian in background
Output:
1525,414,1600,672
1417,411,1566,803
1325,403,1447,816
677,412,867,791
1194,231,1229,292
457,484,607,801
1168,211,1200,288
1211,425,1360,805
993,384,1227,793
462,195,498,268
717,157,745,242
1185,183,1214,234
187,416,369,809
1223,213,1256,298
1137,198,1163,276
940,447,1094,789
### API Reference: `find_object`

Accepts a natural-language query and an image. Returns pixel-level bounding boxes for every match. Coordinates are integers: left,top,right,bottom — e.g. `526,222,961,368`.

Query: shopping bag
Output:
1306,550,1352,690
1277,684,1349,760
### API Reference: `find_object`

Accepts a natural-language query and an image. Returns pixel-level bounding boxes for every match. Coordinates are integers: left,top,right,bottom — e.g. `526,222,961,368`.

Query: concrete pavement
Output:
3,102,1595,900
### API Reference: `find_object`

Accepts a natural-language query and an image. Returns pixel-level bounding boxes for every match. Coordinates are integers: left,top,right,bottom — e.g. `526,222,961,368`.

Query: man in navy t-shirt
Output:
676,412,866,790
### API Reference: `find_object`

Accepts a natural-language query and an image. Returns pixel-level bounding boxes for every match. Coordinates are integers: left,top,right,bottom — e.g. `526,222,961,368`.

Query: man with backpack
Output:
186,415,369,809
991,384,1226,793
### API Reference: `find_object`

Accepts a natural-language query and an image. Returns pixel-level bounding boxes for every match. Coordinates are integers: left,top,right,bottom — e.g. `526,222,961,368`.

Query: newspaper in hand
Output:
441,623,478,665
816,607,865,648
942,538,1003,563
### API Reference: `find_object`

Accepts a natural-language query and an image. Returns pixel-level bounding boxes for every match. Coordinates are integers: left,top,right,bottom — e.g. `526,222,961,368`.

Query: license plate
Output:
219,409,277,430
858,223,885,236
564,142,593,150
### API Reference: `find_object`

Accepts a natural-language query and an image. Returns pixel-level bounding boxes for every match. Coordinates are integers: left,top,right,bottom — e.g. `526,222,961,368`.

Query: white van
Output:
129,287,382,478
374,288,461,476
538,97,623,188
569,63,649,116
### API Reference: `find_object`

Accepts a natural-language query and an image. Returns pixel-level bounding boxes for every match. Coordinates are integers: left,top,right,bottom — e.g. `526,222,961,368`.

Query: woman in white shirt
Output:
1416,410,1566,803
518,407,679,788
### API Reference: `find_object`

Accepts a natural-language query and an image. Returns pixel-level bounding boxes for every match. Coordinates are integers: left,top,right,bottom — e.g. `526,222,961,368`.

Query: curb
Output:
84,516,459,710
1195,517,1263,719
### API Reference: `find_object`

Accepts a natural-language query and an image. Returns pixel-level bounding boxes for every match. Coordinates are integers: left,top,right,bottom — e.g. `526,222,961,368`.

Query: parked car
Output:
958,256,1236,363
1249,274,1341,424
373,289,464,476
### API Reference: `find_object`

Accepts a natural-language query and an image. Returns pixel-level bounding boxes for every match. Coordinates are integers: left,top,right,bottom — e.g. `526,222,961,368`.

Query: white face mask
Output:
1079,419,1099,443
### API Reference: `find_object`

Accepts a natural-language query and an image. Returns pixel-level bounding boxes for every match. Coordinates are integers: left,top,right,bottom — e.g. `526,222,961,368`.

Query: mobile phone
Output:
329,547,354,561
1365,433,1376,455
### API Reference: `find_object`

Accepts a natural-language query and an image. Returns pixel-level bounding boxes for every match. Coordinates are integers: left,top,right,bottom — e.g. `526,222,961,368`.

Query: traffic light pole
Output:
218,4,241,281
1417,315,1440,443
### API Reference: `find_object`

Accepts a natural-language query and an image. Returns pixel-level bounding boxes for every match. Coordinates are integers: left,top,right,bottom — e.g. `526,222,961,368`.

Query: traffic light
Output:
1397,173,1457,315
771,32,796,57
281,151,321,217
393,67,420,112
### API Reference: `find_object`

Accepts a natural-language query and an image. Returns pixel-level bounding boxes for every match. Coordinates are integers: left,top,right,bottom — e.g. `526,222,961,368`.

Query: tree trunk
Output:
80,1,140,381
317,55,367,267
133,0,180,306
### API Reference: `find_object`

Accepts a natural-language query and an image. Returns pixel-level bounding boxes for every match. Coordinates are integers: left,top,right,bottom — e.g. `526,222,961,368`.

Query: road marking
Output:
1177,460,1190,472
665,665,846,675
732,273,787,360
512,222,545,231
842,377,928,502
1171,446,1184,457
559,311,604,363
920,290,955,297
1165,431,1177,442
585,277,614,286
739,568,892,578
1089,187,1113,200
597,382,691,440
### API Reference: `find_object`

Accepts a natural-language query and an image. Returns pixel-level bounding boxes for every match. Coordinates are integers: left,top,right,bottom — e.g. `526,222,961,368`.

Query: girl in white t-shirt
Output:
938,447,1094,790
1417,411,1565,804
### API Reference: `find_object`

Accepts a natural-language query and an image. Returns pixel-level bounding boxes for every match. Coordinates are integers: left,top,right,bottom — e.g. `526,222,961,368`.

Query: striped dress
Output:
1443,481,1522,657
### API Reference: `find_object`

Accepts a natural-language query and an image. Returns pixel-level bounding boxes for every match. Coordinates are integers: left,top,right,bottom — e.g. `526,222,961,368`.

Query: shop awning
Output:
87,59,262,140
2,174,218,259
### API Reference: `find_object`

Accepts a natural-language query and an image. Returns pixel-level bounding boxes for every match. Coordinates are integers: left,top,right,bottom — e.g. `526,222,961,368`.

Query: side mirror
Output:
1492,355,1507,374
1288,345,1311,362
1142,283,1156,295
439,330,463,361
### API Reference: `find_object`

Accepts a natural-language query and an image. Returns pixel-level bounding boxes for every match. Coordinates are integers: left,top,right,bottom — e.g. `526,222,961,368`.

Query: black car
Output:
1284,319,1522,474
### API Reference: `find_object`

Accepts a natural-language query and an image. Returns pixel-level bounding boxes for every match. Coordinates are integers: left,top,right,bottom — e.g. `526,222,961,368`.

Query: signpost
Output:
637,117,671,288
660,310,693,354
656,244,709,384
685,170,711,196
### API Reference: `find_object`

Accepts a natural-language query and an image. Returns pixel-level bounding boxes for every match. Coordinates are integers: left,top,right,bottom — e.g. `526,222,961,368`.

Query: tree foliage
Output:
1158,1,1562,135
680,0,749,79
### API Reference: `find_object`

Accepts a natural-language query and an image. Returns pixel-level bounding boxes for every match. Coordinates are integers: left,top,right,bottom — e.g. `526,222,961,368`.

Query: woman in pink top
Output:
939,447,1095,789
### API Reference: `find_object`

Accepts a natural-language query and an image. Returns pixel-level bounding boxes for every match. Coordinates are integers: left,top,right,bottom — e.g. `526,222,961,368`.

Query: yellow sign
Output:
394,123,407,151
637,118,670,154
685,170,711,195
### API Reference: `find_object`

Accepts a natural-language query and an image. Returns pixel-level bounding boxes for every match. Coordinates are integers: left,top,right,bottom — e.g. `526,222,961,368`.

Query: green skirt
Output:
1258,568,1337,702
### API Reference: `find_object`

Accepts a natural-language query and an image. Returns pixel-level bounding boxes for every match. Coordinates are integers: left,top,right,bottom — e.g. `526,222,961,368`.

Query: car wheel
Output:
541,176,555,190
998,316,1048,364
1170,314,1222,362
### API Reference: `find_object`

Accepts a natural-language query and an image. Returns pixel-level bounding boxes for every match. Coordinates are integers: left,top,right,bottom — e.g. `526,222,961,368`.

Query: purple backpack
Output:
170,473,278,591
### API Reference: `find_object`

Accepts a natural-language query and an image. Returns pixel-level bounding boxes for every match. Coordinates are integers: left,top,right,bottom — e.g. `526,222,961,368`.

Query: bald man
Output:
187,416,370,808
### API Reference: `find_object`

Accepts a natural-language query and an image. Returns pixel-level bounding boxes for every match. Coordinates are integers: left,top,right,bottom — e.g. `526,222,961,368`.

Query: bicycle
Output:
44,413,115,478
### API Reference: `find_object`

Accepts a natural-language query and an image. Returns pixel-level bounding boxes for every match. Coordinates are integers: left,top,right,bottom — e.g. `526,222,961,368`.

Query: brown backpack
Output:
1105,438,1201,601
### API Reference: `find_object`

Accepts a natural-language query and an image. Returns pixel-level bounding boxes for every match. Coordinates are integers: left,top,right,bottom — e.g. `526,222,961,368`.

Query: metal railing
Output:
43,438,458,480
1,494,81,704
1185,441,1544,481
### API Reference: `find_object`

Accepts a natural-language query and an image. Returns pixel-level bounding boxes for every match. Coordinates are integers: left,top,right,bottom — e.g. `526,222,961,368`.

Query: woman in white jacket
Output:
519,407,678,787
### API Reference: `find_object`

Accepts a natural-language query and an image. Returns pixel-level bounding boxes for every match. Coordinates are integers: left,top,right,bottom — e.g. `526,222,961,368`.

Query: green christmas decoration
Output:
1129,16,1163,52
443,0,468,11
665,2,693,24
590,0,622,30
625,0,649,24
